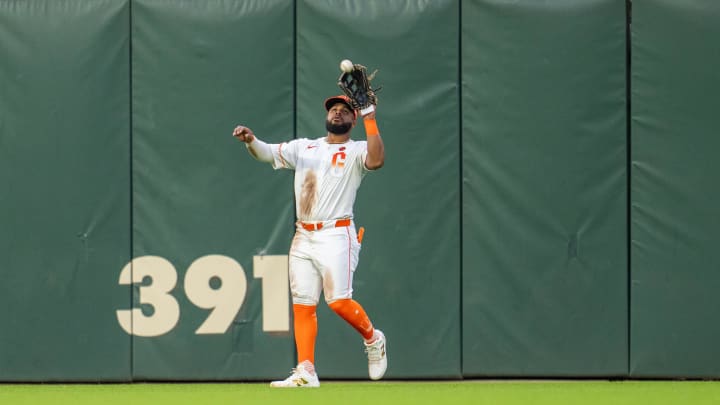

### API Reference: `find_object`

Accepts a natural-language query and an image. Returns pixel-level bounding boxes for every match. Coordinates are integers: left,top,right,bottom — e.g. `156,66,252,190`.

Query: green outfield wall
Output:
461,0,627,377
630,0,720,378
1,0,719,381
0,0,132,381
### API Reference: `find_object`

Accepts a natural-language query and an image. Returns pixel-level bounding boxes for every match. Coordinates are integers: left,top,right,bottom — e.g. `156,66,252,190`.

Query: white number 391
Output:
116,255,289,337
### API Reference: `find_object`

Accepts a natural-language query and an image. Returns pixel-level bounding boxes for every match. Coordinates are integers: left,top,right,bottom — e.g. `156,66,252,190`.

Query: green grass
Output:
1,381,720,405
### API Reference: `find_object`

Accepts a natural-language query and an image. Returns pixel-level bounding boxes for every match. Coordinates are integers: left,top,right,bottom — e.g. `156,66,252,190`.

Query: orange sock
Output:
328,299,374,340
293,304,317,365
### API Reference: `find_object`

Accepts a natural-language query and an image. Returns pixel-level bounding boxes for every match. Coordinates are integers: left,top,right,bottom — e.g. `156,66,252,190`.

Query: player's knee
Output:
328,298,360,316
292,295,319,306
327,298,350,313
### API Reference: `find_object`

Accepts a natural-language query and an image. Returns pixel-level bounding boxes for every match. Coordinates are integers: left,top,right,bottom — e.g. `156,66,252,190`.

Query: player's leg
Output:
289,254,322,366
293,303,317,366
327,299,373,339
270,240,322,388
326,299,386,381
319,225,387,380
319,225,372,338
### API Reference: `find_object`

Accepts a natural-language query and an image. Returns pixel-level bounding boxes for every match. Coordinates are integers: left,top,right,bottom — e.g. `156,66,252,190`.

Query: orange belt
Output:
299,218,351,231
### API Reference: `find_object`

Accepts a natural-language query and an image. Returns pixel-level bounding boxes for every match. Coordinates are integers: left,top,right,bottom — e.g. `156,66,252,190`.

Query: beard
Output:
326,120,352,135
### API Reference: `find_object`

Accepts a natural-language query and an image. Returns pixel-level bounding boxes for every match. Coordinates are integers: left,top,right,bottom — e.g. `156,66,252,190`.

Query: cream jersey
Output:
268,137,371,222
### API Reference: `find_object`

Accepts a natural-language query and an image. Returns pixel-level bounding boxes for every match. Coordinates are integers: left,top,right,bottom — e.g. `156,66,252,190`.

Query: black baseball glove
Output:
337,63,381,115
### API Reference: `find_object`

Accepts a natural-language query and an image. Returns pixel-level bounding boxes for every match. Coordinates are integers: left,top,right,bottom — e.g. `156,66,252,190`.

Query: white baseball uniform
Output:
262,136,373,305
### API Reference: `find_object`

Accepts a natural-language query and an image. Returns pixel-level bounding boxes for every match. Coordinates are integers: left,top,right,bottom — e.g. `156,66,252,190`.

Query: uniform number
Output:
116,254,289,337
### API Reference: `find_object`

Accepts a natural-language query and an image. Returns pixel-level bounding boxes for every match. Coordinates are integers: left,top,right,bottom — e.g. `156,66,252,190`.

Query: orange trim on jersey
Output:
278,143,288,168
364,117,379,136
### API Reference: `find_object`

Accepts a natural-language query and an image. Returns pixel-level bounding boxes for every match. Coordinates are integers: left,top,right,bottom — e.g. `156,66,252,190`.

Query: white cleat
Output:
364,329,387,380
270,363,320,388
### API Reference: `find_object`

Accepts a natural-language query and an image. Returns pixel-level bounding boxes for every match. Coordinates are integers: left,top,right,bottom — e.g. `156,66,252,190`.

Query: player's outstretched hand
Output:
233,125,255,143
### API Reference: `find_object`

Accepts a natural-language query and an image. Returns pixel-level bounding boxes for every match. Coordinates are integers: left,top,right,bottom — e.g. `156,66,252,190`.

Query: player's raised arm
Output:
335,60,384,171
232,124,273,163
362,111,384,170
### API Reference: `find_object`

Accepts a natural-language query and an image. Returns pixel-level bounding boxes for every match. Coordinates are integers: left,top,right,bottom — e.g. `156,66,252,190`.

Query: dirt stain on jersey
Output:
300,170,317,218
290,231,300,251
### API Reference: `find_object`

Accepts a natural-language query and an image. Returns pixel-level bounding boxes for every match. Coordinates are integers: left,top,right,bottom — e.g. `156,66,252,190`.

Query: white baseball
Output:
340,59,354,73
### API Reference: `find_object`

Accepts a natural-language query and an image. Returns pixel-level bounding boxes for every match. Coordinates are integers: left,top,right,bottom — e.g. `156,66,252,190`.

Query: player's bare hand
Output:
233,125,255,143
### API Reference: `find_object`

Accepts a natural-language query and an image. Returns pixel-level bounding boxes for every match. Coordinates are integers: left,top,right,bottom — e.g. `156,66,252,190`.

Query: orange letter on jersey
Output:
331,152,346,168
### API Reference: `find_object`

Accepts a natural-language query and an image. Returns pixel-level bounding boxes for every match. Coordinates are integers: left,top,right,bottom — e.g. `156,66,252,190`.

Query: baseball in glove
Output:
337,60,381,116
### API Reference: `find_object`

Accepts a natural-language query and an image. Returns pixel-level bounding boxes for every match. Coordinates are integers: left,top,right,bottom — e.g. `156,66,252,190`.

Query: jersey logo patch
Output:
330,151,347,177
331,151,346,168
307,145,318,149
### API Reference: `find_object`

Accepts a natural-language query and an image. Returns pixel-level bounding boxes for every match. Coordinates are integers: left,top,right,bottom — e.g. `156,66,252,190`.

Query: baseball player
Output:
232,95,386,388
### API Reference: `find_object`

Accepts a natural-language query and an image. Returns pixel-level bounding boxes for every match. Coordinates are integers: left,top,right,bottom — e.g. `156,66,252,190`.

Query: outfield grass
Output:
1,381,720,405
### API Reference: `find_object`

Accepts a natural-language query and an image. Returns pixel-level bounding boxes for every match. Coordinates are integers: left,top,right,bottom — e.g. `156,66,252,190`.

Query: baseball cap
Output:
324,95,357,118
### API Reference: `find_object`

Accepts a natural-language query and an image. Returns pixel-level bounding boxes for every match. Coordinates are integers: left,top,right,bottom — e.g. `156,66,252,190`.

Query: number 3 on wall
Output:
116,255,289,337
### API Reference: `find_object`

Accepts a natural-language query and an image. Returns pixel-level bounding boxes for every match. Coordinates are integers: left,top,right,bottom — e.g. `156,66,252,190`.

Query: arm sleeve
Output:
270,139,301,170
246,137,273,163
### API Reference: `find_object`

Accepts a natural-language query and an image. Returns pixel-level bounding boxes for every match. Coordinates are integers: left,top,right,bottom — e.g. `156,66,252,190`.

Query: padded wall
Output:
631,0,720,378
131,0,295,380
6,0,720,382
462,0,628,376
0,0,132,381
